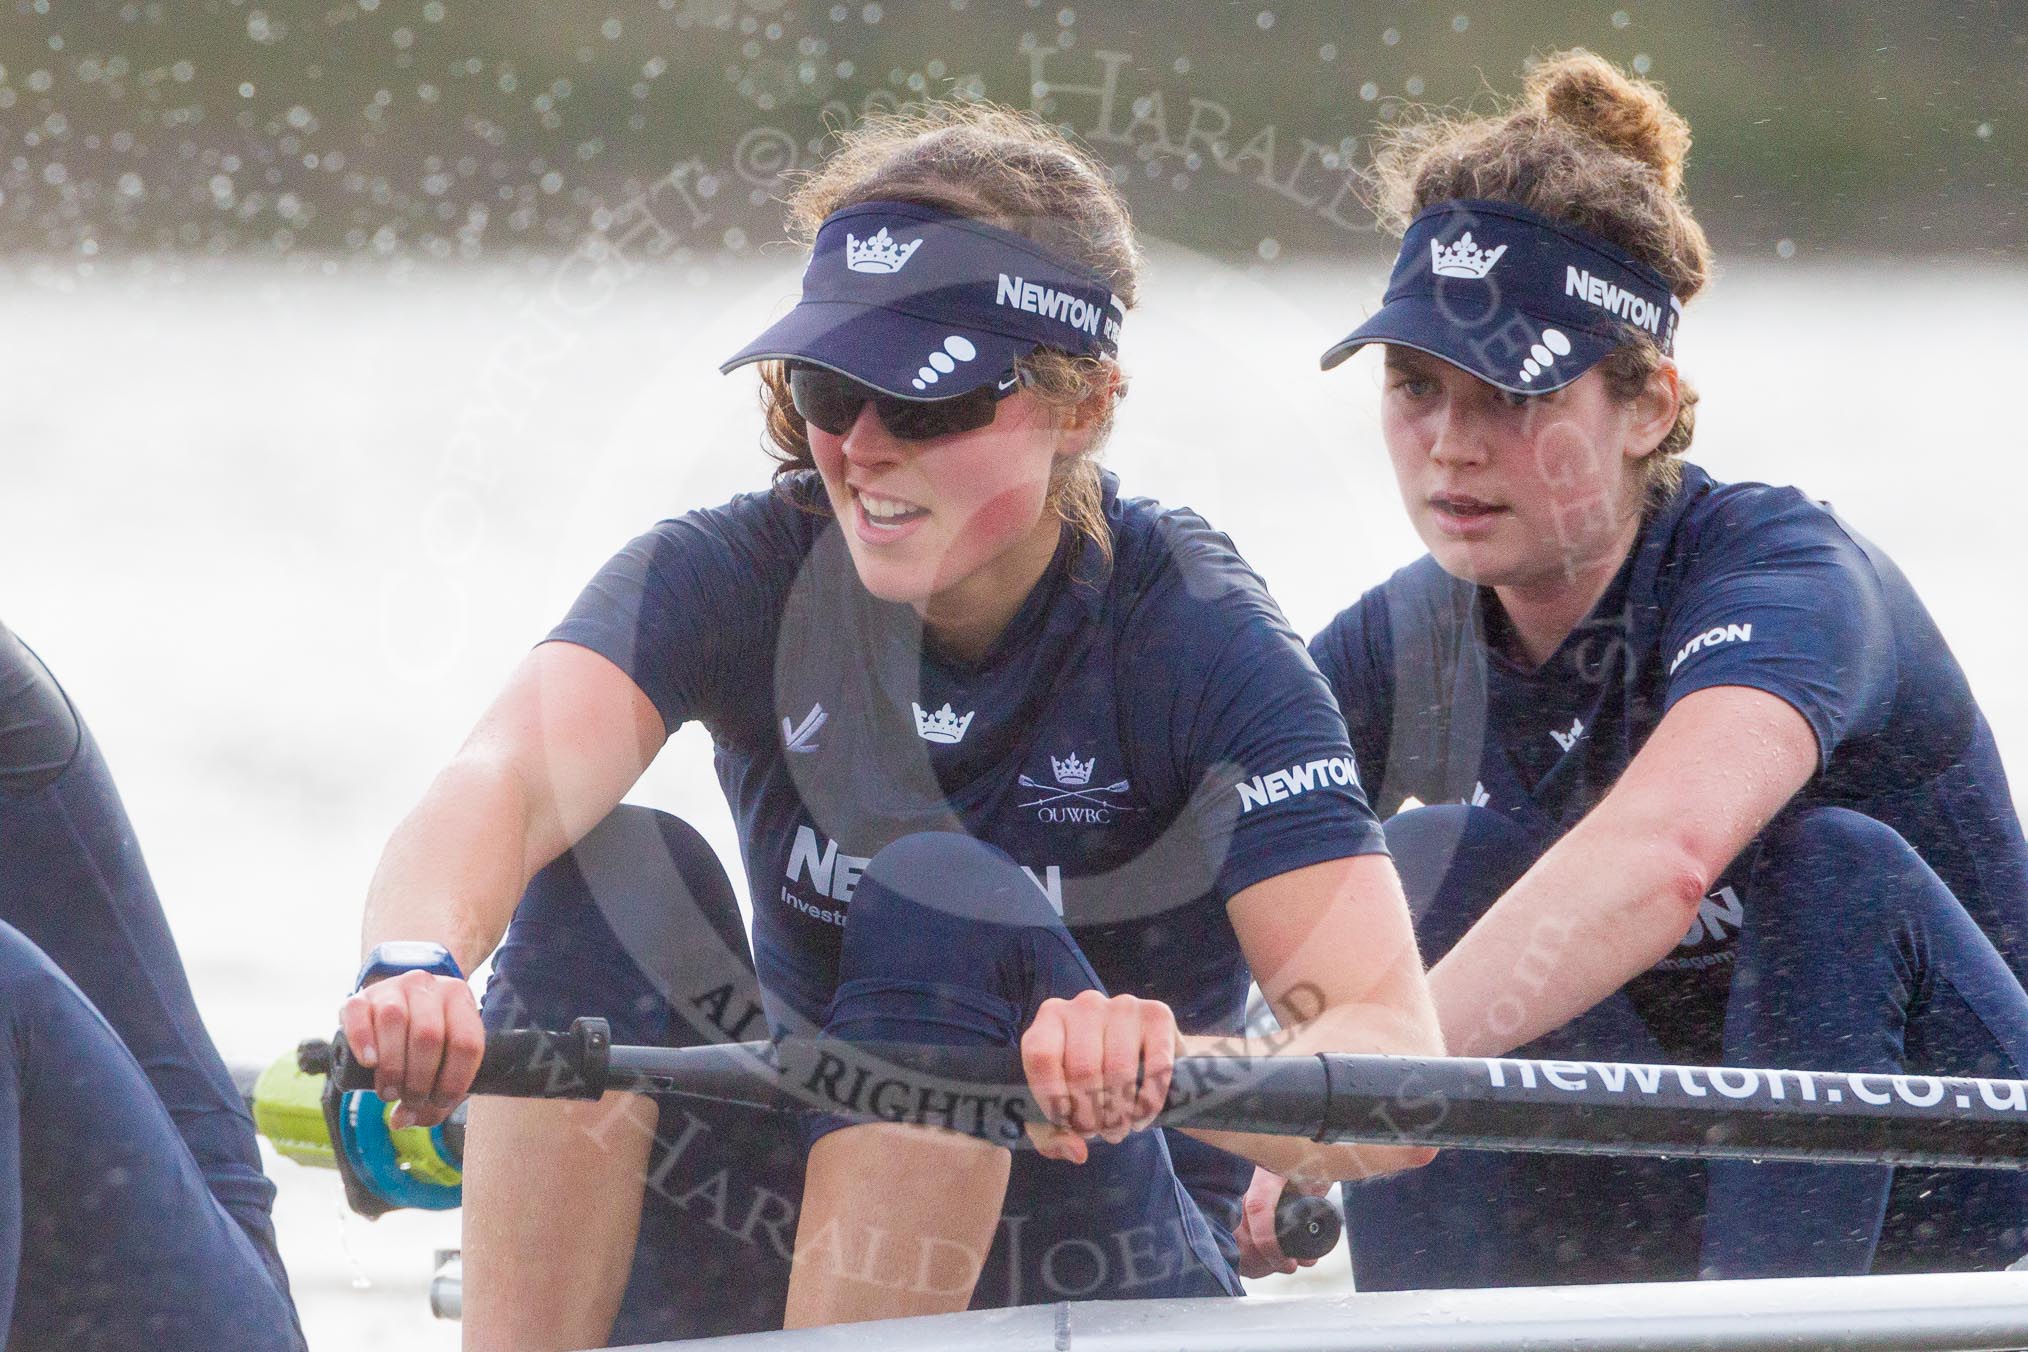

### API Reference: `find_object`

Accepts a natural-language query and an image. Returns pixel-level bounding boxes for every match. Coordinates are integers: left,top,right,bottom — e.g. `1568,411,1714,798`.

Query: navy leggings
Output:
485,810,1235,1346
0,726,302,1347
1344,804,2028,1288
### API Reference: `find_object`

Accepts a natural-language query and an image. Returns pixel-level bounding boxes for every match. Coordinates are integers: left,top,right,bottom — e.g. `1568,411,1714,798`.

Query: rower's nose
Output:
840,402,905,469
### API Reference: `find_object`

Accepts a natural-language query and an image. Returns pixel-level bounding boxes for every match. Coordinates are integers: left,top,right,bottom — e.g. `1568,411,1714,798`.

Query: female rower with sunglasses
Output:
1243,51,2028,1287
339,102,1440,1348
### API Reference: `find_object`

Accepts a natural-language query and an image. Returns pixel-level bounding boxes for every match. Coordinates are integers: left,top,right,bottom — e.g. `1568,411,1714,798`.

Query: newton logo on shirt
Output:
1670,622,1753,675
1235,756,1360,813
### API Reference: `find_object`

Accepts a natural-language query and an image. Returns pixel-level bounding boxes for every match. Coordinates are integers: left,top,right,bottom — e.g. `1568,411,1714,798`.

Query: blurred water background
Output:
2,0,2025,1344
3,251,2026,1344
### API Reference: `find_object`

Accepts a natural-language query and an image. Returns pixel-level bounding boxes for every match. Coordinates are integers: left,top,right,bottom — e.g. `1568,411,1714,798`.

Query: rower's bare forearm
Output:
1431,689,1820,1059
1428,822,1708,1058
359,754,542,972
1176,1002,1443,1183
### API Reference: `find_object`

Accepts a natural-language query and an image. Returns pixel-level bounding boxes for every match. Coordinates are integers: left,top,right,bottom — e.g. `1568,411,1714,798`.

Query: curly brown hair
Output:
753,100,1139,567
1369,50,1713,502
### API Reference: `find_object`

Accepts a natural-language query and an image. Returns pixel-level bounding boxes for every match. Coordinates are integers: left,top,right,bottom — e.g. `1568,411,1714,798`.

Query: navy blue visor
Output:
1321,198,1682,394
722,200,1124,400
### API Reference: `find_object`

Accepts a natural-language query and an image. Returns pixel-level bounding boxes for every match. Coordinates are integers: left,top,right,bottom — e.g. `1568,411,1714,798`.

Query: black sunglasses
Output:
787,362,1021,442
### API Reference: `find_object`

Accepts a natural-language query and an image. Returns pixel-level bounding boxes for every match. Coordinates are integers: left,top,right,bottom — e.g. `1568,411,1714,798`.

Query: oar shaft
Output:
324,1022,2028,1170
1310,1054,2028,1171
611,1041,2028,1171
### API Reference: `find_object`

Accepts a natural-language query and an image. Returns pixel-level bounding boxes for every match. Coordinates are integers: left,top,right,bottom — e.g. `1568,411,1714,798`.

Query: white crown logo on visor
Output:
845,227,922,274
1429,232,1507,279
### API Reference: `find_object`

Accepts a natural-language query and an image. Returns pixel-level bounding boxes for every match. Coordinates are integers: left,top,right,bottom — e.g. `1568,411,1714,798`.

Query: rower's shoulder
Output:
1103,489,1293,639
644,472,828,557
1659,463,1837,540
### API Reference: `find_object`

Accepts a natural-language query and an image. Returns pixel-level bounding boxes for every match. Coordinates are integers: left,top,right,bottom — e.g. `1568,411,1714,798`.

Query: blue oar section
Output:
317,1019,2028,1171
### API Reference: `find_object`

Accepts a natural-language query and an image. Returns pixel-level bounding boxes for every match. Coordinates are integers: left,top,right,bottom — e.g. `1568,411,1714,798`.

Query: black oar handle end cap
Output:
1273,1186,1343,1262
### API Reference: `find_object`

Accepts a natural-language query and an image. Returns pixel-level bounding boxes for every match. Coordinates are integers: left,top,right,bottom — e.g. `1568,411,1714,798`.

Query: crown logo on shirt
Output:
1429,232,1507,279
846,227,923,275
911,701,975,745
1050,752,1094,786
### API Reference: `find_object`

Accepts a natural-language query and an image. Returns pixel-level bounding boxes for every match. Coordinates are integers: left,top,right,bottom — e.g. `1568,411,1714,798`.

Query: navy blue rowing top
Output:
1311,463,2028,1057
551,472,1386,1215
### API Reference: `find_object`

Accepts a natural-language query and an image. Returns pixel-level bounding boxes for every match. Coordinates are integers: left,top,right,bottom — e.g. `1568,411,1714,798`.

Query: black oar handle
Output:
313,1018,614,1101
1273,1184,1342,1261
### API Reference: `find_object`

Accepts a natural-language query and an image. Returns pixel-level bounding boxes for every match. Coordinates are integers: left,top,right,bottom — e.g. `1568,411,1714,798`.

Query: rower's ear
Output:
1624,357,1681,461
1056,361,1124,454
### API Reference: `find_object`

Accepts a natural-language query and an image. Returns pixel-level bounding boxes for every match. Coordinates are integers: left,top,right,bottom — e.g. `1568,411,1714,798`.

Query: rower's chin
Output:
1421,525,1510,585
841,532,942,607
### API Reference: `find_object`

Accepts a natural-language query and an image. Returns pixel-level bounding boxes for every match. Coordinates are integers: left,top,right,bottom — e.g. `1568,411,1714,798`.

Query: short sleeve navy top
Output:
1312,463,2028,1056
552,469,1385,1043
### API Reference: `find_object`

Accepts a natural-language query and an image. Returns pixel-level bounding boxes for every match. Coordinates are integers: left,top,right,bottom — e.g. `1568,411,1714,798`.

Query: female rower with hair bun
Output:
1265,49,2028,1286
340,101,1442,1347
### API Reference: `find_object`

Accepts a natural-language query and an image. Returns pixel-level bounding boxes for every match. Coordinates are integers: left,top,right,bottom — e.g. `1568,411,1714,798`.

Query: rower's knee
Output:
1747,806,1942,940
852,831,1055,930
487,806,754,1049
830,832,1081,1048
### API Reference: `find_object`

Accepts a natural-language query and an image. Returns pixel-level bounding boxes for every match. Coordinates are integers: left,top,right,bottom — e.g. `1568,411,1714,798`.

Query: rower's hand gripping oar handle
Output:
313,1017,1344,1253
311,1016,615,1100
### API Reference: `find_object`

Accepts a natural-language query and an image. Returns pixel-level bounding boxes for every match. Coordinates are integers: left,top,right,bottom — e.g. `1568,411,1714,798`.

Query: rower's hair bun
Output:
1361,48,1712,497
1525,49,1691,194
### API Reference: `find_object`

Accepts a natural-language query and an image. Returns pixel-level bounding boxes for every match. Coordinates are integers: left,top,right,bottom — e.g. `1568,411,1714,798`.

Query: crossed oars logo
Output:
1017,774,1135,810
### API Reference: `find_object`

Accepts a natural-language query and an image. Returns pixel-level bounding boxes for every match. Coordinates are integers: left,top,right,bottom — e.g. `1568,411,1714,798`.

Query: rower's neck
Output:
917,514,1064,666
1490,513,1642,670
